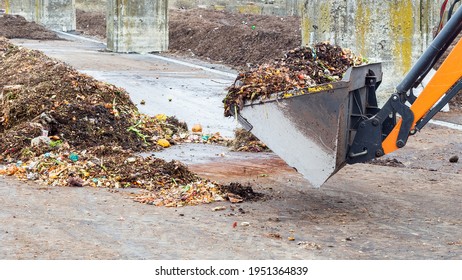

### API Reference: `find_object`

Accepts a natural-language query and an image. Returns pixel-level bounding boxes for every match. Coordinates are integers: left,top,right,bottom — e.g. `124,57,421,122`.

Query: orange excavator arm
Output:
382,38,462,154
347,6,462,164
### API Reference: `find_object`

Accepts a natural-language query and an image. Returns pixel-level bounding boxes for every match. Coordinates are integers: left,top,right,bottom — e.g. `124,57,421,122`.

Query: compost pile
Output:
75,9,106,39
223,42,364,117
0,38,242,206
0,14,60,40
0,38,183,156
168,8,302,69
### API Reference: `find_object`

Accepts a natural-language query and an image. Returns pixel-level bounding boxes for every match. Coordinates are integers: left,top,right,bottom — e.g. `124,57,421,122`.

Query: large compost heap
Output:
0,14,60,40
223,42,364,117
0,38,240,207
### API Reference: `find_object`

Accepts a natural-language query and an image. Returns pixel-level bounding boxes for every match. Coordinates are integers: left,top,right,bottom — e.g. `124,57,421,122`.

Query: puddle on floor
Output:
141,143,298,181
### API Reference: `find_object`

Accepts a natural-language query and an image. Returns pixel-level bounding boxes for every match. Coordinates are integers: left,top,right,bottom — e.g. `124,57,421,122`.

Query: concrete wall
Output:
301,0,443,100
107,0,168,53
172,0,301,16
75,0,301,16
6,0,76,31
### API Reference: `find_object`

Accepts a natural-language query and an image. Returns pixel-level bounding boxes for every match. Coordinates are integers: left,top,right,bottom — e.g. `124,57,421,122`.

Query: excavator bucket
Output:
235,63,383,187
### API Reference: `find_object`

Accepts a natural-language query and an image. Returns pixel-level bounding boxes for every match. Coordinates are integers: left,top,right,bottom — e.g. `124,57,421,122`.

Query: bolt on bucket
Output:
234,63,383,187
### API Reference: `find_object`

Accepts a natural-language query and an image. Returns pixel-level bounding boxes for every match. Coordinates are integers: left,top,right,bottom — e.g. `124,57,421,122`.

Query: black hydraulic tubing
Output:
448,0,461,21
395,6,462,95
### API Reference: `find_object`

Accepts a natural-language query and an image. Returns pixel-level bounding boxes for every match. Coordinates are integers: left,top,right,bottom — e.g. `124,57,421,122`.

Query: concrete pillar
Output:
107,0,168,53
286,0,300,16
6,0,76,31
301,0,442,101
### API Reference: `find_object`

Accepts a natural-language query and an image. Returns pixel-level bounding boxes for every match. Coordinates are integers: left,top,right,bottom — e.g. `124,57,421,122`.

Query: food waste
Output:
223,42,364,117
0,37,255,206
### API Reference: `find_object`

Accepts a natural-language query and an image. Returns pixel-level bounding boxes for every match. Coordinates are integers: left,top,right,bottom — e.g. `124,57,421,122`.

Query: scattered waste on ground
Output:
212,206,227,211
267,233,282,239
229,128,269,152
449,155,459,163
367,158,406,168
298,241,322,250
219,182,264,201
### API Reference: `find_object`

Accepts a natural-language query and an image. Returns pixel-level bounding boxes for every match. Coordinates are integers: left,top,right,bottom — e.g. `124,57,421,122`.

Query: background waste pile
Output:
223,42,364,117
168,9,302,69
0,38,239,207
0,14,60,40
